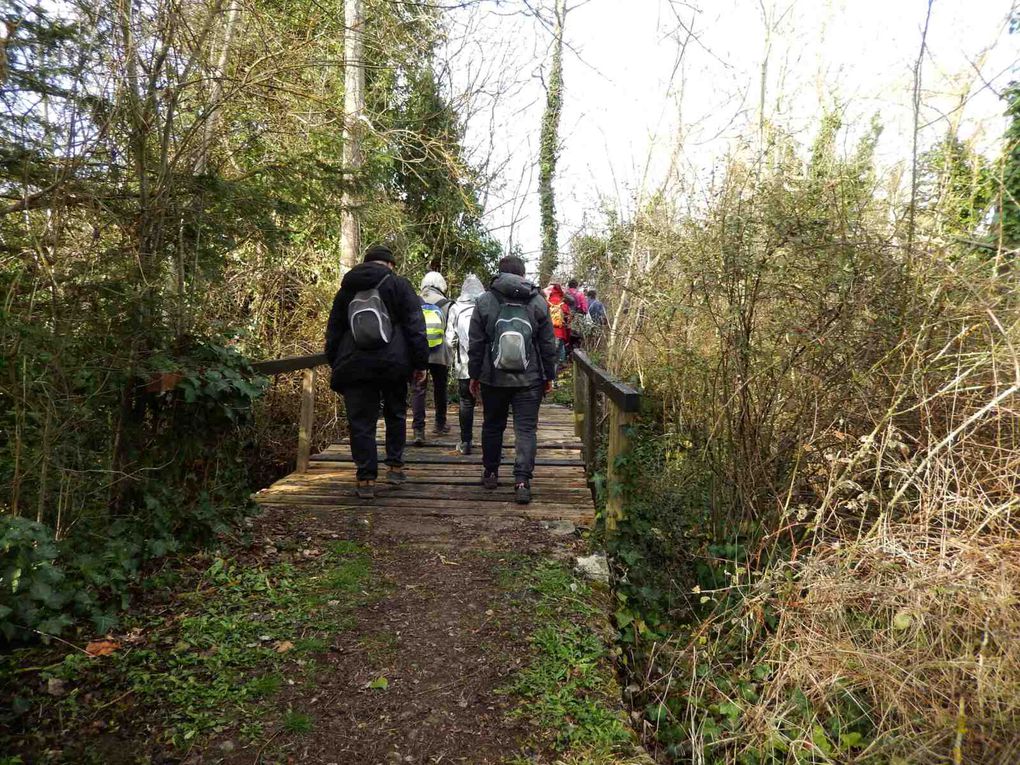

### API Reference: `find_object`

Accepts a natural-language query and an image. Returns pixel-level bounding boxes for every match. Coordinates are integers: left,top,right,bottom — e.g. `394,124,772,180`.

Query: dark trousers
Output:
480,383,543,482
457,378,476,444
412,363,449,431
343,381,408,480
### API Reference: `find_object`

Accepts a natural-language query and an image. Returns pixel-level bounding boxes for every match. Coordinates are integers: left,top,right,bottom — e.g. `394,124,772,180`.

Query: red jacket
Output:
547,285,571,342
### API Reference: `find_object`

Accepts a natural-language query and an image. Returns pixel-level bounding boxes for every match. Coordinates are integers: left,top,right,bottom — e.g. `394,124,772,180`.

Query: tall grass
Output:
583,121,1019,762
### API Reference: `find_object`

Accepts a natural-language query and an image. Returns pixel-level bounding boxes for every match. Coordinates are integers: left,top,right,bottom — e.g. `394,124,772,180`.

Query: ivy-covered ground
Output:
1,506,650,764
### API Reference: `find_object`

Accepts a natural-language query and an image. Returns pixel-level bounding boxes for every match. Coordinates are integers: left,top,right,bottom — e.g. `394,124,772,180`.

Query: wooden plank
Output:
267,473,587,485
309,454,584,467
257,483,592,502
354,439,583,450
249,499,595,526
304,463,586,477
267,474,589,489
257,495,590,510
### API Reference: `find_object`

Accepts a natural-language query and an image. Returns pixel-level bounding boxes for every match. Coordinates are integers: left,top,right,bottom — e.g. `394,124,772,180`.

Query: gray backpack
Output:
491,300,533,372
348,273,393,350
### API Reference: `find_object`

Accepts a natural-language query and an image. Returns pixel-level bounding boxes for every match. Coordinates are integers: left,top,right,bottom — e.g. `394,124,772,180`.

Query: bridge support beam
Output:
296,367,316,473
605,405,634,535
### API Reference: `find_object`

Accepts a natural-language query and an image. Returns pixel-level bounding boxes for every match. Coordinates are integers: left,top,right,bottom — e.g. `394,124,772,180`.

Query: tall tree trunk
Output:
340,0,365,273
194,0,241,175
537,0,566,286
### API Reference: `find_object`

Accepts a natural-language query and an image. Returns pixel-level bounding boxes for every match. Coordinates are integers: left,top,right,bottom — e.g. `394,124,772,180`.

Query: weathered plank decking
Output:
254,403,595,525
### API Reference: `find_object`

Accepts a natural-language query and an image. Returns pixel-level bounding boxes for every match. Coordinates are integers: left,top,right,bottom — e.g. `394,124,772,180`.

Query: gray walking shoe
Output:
356,480,375,500
434,422,451,435
457,441,472,456
413,428,426,446
514,481,531,505
386,467,406,485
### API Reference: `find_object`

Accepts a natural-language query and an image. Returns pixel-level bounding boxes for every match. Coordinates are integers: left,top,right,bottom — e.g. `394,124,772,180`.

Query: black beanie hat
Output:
365,244,396,264
498,255,526,277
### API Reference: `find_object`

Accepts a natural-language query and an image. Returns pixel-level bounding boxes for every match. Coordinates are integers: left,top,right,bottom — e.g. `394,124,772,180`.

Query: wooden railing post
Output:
583,374,597,473
605,401,635,535
572,358,584,438
296,367,316,473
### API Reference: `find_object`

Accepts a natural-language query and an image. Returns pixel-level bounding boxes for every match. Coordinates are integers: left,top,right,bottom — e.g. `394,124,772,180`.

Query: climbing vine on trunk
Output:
537,0,566,286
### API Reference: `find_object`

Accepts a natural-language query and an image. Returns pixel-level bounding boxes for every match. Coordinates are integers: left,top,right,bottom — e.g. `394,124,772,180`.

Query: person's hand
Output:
413,369,427,384
544,379,553,395
469,379,481,399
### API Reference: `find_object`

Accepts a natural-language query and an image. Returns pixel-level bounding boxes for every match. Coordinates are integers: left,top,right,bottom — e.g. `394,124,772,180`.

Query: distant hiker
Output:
586,289,608,326
566,279,589,314
446,274,485,455
412,271,452,445
468,256,558,505
325,245,429,500
546,283,572,368
586,288,609,351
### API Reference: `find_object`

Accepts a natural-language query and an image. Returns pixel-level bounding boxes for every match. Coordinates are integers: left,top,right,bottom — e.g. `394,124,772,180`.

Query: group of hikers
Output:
324,244,609,506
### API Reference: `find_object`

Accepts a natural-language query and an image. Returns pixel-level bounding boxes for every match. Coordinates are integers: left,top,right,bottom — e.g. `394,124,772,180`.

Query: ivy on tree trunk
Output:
537,0,566,287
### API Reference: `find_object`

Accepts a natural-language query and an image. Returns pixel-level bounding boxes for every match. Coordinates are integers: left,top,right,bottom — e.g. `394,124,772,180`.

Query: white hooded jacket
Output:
419,271,451,366
445,274,484,379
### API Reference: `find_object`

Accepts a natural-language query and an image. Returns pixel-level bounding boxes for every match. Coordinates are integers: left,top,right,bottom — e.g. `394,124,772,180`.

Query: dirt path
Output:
3,505,650,765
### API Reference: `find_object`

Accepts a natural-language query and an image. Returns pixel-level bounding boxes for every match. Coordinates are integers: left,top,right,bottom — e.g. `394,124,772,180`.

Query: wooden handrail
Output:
252,352,329,473
571,351,641,535
250,353,327,375
571,351,640,412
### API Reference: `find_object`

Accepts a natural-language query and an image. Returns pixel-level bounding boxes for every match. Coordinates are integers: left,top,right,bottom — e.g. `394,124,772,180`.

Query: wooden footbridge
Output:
250,352,640,529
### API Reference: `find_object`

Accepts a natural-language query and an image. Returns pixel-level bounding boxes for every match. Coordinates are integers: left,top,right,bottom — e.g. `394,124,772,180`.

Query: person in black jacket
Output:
325,245,429,499
467,255,558,504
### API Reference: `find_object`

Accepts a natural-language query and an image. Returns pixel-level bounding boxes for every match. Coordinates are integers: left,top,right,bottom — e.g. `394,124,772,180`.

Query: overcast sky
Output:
445,0,1018,275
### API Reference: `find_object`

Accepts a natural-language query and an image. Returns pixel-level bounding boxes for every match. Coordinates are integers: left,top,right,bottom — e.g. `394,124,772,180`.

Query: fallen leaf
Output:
85,640,120,657
366,676,389,690
46,678,66,696
275,640,295,653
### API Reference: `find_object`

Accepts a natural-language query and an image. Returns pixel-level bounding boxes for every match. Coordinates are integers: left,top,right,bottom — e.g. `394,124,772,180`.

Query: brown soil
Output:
209,505,587,765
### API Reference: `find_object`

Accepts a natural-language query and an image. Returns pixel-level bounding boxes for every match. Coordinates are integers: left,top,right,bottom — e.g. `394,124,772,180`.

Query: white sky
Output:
445,0,1019,274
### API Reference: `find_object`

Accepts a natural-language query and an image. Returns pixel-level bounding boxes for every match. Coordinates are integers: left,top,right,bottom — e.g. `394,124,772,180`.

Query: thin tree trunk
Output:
340,0,364,273
195,0,241,175
537,0,566,286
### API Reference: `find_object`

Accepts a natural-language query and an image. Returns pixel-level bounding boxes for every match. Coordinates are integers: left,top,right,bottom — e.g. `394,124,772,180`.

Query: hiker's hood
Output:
420,271,448,298
457,274,485,303
342,260,392,291
491,272,539,301
548,283,565,300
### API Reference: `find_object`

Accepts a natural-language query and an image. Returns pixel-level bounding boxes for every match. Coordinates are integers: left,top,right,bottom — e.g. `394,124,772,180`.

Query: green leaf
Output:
615,609,634,628
839,731,863,750
645,703,668,723
369,676,389,690
810,724,833,756
892,610,912,631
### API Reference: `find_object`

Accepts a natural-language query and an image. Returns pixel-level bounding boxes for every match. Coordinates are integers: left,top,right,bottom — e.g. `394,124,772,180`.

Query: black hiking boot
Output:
457,441,472,456
386,467,406,485
356,480,375,500
434,422,451,435
514,481,532,505
482,471,498,491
